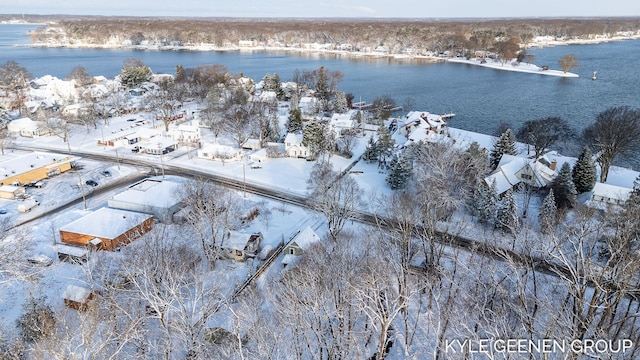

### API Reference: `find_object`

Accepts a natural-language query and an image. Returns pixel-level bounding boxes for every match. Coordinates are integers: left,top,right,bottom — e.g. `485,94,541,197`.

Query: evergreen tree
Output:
551,162,577,209
572,146,597,194
302,119,330,160
539,188,557,234
332,90,348,113
627,175,640,208
175,64,186,83
376,125,395,165
386,153,413,190
119,59,152,88
478,180,498,224
286,108,303,133
490,128,517,169
496,189,519,233
362,135,379,162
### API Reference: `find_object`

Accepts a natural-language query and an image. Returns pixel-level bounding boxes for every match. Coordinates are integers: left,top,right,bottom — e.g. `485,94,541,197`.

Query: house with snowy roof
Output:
59,207,154,251
282,226,321,267
299,96,318,115
197,143,244,161
107,178,184,223
589,182,632,207
284,132,308,158
218,232,263,262
392,111,451,147
329,110,359,135
7,117,50,138
484,154,557,196
138,136,178,155
167,122,202,144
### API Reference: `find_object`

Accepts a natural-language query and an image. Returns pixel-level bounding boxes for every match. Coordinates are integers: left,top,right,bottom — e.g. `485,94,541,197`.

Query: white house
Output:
329,110,359,135
299,96,318,114
284,132,308,158
241,138,262,151
197,143,244,161
138,137,178,155
168,123,201,144
391,111,451,147
590,183,632,206
7,117,50,138
282,226,321,267
484,154,557,196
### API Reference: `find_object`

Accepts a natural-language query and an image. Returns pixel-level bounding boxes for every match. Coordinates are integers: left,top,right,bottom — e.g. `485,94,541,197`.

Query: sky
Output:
3,0,640,18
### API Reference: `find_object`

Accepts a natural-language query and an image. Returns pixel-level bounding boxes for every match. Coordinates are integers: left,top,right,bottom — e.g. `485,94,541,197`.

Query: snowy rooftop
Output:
109,179,184,209
62,284,93,303
59,207,153,240
0,152,78,180
223,232,253,250
592,182,632,202
290,226,320,250
284,132,303,145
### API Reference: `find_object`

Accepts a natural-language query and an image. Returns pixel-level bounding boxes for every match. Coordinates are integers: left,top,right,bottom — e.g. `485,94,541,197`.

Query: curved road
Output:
11,145,640,299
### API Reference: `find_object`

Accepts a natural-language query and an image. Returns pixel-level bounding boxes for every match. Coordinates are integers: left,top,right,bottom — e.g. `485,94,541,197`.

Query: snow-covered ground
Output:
447,57,579,77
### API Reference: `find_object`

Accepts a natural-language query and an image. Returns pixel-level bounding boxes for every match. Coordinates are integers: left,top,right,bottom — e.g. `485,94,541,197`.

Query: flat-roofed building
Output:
59,207,154,251
0,152,78,186
107,179,184,223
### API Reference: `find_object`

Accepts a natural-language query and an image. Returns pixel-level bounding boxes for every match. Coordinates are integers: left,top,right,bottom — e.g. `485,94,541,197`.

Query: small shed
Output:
0,185,26,199
56,244,89,264
63,284,99,311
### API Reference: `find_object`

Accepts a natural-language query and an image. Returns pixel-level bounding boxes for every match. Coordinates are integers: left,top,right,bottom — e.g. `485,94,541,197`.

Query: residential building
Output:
284,132,308,158
219,232,263,262
198,143,244,161
282,226,321,267
484,154,557,196
590,183,632,206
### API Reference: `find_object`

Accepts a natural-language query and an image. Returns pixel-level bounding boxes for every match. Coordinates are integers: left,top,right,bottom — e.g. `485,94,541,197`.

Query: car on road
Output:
85,180,99,187
101,170,112,177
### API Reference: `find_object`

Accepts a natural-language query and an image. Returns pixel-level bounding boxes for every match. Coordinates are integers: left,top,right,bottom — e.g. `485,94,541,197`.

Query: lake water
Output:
2,23,640,140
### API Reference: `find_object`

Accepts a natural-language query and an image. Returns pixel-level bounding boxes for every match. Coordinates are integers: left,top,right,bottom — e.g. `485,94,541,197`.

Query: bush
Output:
15,297,56,343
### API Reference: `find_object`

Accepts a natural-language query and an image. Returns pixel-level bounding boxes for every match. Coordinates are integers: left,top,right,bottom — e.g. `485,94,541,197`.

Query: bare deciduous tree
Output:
307,162,364,241
583,106,640,182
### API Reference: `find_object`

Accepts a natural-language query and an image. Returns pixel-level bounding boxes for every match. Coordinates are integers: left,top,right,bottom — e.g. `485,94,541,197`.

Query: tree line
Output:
25,17,640,56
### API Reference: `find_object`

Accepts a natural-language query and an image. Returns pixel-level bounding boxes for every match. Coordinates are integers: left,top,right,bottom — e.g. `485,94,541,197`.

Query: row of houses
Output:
484,152,632,207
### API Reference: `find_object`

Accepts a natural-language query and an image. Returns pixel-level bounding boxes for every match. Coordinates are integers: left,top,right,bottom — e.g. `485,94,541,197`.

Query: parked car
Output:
131,146,140,153
27,254,53,266
0,209,6,214
18,199,39,213
85,180,99,187
101,170,112,177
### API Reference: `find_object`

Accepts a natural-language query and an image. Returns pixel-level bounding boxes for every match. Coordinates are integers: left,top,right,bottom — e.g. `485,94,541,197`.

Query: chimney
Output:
550,159,557,171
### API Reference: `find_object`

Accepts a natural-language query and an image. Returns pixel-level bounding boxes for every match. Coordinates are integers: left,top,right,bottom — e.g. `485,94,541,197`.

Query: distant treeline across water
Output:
2,24,640,146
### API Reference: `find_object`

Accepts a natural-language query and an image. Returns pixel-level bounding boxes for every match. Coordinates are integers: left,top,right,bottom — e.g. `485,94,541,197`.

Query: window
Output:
289,248,295,255
520,174,532,180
